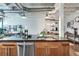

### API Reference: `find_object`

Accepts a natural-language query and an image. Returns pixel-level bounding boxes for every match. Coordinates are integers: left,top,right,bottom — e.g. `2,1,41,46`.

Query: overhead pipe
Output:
19,3,28,11
15,3,23,10
4,3,24,13
4,3,54,12
0,9,25,13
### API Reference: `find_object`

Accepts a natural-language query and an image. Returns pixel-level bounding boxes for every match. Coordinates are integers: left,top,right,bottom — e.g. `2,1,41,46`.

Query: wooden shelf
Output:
45,18,59,21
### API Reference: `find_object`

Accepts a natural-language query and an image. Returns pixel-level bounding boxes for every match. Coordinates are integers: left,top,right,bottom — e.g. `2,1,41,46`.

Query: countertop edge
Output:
0,39,78,44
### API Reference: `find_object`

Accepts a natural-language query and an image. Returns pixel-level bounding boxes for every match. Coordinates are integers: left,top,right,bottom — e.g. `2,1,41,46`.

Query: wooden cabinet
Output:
46,42,61,56
0,42,17,56
35,48,46,56
0,41,70,56
35,42,46,56
61,42,70,56
35,42,70,56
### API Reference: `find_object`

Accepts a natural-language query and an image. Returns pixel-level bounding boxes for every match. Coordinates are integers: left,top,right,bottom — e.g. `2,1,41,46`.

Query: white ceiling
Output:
2,3,79,13
17,3,55,12
21,3,54,8
64,3,79,8
0,4,10,9
0,3,55,12
64,3,79,13
1,3,79,11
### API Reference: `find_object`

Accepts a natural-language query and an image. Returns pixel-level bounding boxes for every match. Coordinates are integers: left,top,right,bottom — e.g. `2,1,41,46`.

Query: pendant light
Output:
20,12,26,19
21,7,27,19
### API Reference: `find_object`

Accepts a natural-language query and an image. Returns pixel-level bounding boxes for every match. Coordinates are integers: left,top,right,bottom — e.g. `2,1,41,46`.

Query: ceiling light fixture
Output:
20,12,27,19
21,15,27,19
20,6,27,19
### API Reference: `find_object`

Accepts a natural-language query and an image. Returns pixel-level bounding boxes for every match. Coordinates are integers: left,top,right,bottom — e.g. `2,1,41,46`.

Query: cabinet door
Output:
35,42,47,56
35,47,46,56
0,46,4,56
46,42,61,56
46,42,70,56
0,42,17,56
8,46,17,56
35,42,61,56
47,47,59,56
0,45,17,56
61,43,70,56
35,42,70,56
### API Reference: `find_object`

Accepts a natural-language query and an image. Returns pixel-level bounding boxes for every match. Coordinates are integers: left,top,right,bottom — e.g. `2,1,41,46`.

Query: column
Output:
59,3,64,40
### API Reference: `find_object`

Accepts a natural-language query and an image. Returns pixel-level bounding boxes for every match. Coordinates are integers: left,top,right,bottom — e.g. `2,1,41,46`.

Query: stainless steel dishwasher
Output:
17,42,34,56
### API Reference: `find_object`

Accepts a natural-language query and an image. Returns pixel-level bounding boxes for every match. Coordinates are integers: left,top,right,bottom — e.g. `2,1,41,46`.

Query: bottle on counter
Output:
56,27,58,31
24,30,28,39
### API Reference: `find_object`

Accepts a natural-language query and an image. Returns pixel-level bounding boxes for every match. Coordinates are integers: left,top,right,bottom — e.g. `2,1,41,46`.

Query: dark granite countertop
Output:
0,39,79,44
0,35,79,44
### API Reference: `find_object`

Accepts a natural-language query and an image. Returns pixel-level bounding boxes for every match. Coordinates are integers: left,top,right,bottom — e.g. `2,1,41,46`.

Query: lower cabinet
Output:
0,41,70,56
35,47,46,56
35,42,70,56
47,47,60,56
0,42,17,56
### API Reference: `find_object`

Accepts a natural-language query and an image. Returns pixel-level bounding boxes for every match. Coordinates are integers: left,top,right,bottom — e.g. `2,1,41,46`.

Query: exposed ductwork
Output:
4,3,55,12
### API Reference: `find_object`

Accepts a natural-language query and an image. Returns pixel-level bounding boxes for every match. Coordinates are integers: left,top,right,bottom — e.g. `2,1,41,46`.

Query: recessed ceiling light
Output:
21,16,27,19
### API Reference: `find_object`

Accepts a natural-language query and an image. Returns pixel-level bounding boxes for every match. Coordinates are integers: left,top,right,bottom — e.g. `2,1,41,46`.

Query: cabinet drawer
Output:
35,42,47,48
35,42,61,48
0,42,16,46
46,42,61,48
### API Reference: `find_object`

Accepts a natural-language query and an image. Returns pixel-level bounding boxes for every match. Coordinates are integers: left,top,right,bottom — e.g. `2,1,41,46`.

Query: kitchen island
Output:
0,33,78,56
0,38,79,56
